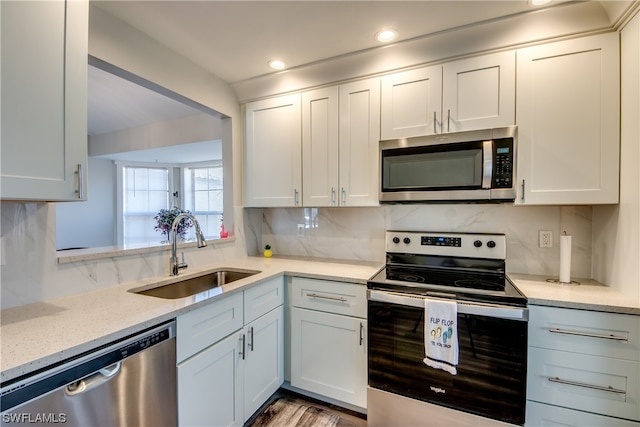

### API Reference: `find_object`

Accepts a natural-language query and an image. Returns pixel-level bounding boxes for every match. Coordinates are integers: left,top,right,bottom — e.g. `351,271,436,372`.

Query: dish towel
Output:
423,298,459,375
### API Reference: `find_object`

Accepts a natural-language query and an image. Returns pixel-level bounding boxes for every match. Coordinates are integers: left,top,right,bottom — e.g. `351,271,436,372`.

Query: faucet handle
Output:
178,251,188,270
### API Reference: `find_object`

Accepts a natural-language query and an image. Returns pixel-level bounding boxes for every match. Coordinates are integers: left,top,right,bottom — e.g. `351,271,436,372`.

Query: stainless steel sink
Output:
132,268,261,299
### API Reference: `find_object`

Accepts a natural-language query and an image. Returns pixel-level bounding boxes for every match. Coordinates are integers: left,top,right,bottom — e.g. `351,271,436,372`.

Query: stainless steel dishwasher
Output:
1,320,176,426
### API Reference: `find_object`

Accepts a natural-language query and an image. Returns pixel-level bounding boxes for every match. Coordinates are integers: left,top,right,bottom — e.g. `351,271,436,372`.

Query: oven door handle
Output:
367,290,528,321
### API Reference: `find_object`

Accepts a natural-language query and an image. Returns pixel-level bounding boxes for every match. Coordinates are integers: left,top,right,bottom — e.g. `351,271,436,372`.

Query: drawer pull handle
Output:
548,377,626,394
306,293,348,303
548,328,628,342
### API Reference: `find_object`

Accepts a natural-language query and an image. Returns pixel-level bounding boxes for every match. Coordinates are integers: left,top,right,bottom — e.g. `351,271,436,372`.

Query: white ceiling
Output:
91,0,630,85
88,0,635,144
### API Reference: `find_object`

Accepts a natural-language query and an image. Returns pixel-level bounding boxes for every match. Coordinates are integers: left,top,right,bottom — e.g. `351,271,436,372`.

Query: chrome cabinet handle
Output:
331,187,336,206
447,109,451,133
433,111,437,134
521,179,525,201
306,293,348,303
548,377,626,394
548,328,628,342
240,334,246,360
249,326,254,351
341,187,346,205
75,164,84,199
294,189,299,206
359,322,364,346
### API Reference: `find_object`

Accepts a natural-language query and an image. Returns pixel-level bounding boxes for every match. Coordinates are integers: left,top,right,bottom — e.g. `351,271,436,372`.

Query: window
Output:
184,162,224,238
116,161,223,246
118,164,173,245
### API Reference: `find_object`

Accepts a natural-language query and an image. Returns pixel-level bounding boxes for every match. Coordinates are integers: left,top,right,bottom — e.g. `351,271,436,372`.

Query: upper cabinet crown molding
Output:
1,0,88,202
232,1,617,103
516,33,620,205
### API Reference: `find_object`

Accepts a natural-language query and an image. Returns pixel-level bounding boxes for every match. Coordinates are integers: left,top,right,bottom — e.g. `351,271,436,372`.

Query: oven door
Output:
368,290,527,425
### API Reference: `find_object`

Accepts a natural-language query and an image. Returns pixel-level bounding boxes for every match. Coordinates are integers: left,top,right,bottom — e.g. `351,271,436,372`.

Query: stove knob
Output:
392,237,400,244
487,240,496,248
474,240,483,248
403,237,411,245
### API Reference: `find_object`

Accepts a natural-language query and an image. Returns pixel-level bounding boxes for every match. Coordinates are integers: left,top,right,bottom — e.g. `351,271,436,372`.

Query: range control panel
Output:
386,231,506,260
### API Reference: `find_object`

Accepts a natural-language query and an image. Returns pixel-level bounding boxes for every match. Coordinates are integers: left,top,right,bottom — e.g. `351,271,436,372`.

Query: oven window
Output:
368,301,527,425
382,143,483,191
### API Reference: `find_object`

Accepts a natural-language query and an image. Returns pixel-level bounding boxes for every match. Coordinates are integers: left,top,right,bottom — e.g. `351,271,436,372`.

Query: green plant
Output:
154,207,193,238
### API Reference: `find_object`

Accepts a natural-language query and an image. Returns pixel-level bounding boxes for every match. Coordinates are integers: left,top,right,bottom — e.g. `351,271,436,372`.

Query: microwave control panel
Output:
492,138,513,189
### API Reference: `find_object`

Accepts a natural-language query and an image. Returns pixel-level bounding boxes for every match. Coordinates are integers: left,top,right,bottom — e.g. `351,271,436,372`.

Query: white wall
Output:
55,157,116,249
592,11,640,300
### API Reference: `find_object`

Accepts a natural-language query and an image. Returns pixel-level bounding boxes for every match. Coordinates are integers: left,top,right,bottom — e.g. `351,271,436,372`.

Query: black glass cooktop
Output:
368,254,527,307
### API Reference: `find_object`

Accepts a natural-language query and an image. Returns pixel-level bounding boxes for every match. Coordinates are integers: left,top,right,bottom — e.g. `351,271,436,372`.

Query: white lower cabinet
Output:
178,330,244,426
526,305,640,426
289,278,367,408
243,305,284,421
177,278,285,426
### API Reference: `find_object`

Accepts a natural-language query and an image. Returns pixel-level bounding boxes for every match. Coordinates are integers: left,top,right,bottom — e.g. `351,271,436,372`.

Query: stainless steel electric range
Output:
367,231,528,426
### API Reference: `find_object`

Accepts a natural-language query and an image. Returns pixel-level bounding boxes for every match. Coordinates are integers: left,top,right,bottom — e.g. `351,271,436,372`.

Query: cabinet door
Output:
302,87,339,207
516,33,620,205
338,78,380,207
178,330,244,427
1,0,88,201
442,51,515,133
243,306,284,422
381,66,442,139
244,94,302,207
290,307,367,408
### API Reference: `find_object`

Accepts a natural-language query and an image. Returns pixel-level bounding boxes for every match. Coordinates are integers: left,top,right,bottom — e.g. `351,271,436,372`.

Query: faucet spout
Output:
170,213,207,276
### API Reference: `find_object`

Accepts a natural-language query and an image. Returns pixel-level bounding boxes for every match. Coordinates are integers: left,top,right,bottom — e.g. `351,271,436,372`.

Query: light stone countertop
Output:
508,273,640,315
0,256,382,383
3,259,639,384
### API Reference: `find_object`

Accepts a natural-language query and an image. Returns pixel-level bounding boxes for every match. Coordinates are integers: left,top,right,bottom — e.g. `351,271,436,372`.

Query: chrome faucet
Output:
170,213,207,276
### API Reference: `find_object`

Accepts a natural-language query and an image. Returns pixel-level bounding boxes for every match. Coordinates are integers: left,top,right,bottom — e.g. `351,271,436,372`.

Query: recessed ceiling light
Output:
268,59,287,70
528,0,552,6
376,29,397,43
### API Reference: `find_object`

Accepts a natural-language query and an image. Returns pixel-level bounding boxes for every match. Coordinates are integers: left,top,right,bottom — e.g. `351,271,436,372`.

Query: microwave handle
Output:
482,140,493,189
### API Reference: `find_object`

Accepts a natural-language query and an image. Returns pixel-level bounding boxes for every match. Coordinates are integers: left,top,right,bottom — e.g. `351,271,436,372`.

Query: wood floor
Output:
245,389,367,427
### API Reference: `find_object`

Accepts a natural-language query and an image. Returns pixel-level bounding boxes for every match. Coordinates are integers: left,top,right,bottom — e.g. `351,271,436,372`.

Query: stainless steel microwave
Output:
379,126,517,203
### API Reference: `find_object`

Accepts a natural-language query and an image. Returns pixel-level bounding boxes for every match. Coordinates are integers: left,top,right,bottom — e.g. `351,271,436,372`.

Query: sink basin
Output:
132,268,261,299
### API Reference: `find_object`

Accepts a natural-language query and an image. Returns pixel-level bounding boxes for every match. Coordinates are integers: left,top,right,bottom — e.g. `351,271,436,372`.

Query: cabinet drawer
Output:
291,277,366,318
244,277,284,324
177,292,243,363
526,401,639,427
529,306,640,361
528,347,640,421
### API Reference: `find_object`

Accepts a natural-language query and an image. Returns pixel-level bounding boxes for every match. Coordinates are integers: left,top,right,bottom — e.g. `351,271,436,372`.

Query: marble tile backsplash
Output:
0,203,248,309
1,202,592,309
259,204,593,278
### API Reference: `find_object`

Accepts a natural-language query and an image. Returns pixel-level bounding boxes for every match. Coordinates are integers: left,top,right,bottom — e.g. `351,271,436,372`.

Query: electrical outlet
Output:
297,224,305,237
539,230,553,248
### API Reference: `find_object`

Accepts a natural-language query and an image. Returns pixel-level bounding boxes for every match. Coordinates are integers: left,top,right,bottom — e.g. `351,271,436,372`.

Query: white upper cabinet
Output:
1,0,88,201
244,94,302,207
516,33,620,205
380,66,442,139
298,78,380,207
381,51,515,139
302,87,339,207
338,79,381,207
442,51,516,133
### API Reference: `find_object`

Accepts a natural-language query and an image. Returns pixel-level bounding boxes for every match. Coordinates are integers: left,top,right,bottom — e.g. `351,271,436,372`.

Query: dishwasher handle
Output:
65,362,122,396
